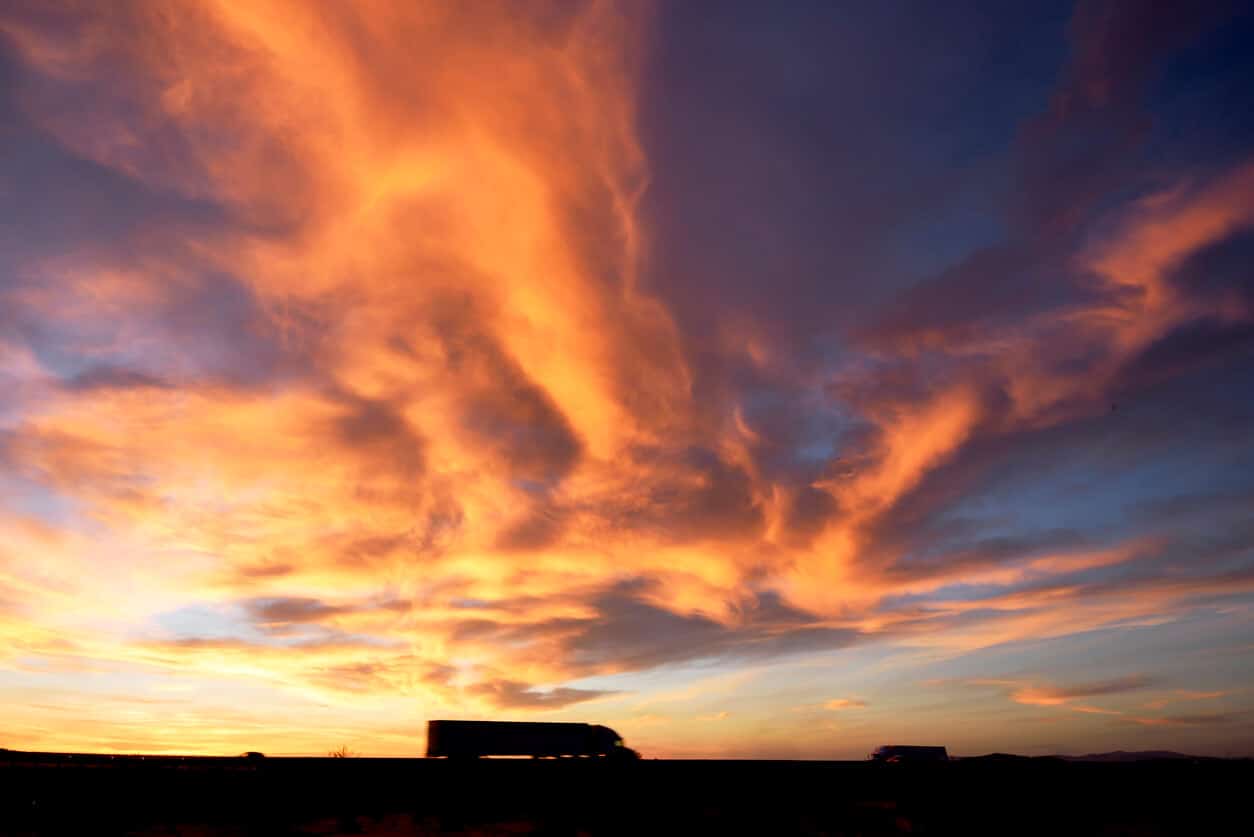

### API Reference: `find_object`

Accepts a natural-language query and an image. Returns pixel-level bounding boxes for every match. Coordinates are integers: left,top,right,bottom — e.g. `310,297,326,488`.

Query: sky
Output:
1,0,1253,759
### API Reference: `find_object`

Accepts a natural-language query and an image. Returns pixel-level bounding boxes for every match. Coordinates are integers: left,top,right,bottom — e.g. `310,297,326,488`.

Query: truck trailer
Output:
426,720,640,760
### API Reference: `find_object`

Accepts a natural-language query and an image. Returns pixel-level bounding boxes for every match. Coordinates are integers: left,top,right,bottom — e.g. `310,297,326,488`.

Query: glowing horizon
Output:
1,0,1252,759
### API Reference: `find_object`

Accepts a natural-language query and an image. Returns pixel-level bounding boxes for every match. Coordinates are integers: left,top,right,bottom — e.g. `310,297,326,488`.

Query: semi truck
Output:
426,720,640,760
870,745,949,763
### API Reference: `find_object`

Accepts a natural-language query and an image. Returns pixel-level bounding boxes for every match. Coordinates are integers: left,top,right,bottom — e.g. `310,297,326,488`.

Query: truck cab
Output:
870,745,949,763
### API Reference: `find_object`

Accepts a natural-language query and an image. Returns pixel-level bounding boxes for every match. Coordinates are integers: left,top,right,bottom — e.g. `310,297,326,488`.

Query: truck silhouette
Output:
871,745,949,763
426,720,640,760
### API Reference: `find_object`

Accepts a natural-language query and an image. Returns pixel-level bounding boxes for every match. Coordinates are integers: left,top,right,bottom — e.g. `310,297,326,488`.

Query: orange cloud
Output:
823,698,867,711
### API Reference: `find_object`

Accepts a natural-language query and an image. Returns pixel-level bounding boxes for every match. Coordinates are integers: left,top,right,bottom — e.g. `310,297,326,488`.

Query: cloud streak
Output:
823,699,867,711
1008,676,1155,708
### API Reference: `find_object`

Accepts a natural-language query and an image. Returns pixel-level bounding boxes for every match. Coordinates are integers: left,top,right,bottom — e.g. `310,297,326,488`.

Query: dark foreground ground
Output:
2,750,1250,836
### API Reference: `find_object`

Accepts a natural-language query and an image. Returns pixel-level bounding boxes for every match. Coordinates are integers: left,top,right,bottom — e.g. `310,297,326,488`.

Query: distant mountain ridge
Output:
1058,750,1211,762
956,750,1230,763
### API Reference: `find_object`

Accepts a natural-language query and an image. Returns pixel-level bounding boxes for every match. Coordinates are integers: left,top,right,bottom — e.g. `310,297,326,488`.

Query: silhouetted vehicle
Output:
871,745,949,763
426,720,640,760
238,752,266,760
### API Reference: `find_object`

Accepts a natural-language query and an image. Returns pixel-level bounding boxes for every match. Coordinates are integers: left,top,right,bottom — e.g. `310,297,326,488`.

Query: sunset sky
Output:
2,0,1253,759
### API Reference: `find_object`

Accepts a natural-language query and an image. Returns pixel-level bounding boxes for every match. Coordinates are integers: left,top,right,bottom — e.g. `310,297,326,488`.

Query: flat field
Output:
2,751,1248,835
